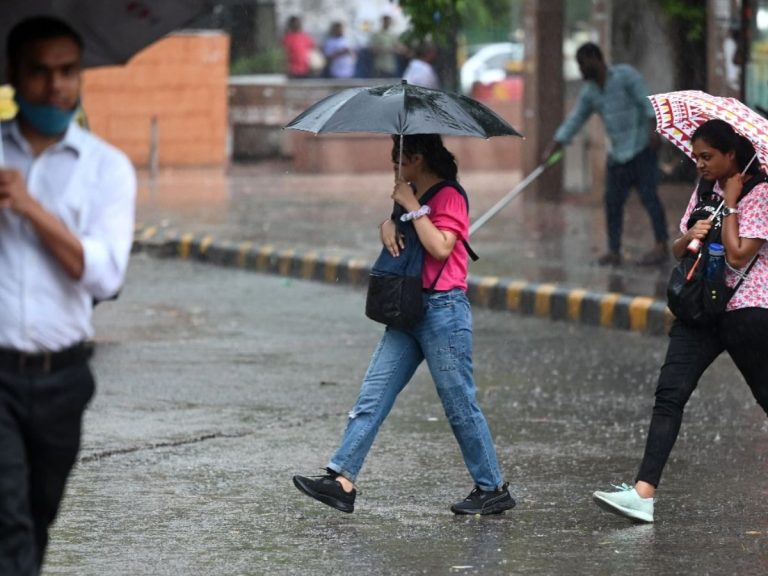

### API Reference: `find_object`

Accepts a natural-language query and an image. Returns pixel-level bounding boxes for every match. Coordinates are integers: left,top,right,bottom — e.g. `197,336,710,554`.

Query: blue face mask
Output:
15,94,77,136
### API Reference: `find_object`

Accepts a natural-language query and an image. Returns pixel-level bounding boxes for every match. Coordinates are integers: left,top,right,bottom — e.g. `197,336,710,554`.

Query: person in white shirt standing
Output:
0,17,135,575
402,41,440,89
322,21,356,79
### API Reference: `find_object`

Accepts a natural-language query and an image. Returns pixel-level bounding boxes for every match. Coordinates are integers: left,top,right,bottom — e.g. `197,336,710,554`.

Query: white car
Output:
460,37,588,95
460,42,523,95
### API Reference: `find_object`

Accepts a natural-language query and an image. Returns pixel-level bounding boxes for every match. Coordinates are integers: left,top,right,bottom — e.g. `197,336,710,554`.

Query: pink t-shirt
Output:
679,180,768,310
283,32,315,76
422,186,469,291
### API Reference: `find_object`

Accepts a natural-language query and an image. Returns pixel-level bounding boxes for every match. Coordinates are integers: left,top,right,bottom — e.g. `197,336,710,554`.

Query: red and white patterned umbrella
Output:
648,90,768,167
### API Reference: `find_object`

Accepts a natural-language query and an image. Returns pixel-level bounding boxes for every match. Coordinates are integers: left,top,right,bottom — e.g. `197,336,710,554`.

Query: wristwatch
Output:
722,206,739,217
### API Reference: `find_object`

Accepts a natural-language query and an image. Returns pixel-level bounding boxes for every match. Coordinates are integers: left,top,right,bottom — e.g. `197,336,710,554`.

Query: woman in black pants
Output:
593,119,768,523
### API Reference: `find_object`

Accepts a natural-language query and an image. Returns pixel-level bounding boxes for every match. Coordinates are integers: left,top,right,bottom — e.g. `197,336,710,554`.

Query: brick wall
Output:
82,32,230,168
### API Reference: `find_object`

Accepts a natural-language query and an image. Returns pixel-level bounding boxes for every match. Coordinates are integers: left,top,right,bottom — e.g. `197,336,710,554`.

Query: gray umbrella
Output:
285,80,522,139
0,0,210,82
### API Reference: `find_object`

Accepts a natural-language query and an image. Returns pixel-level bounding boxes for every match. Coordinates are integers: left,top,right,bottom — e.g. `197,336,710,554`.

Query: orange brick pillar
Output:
82,32,230,168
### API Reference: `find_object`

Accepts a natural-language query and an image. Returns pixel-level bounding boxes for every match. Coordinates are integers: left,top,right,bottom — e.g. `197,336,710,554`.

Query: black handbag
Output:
365,181,476,330
667,174,765,327
365,221,431,330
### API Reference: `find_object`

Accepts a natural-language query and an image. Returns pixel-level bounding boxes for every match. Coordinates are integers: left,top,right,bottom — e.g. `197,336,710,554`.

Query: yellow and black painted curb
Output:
133,227,673,336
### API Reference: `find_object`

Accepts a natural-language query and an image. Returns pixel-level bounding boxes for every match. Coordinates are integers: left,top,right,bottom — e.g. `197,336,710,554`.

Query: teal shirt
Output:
554,64,655,163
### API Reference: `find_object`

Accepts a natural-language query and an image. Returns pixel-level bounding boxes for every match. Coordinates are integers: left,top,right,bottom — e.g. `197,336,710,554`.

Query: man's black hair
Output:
576,42,603,62
7,16,83,69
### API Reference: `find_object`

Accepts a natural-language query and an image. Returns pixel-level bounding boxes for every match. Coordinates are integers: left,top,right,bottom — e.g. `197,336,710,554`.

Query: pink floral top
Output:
680,180,768,311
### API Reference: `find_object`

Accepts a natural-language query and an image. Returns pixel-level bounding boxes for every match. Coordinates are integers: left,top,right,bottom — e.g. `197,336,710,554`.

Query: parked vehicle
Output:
460,37,588,98
460,42,523,95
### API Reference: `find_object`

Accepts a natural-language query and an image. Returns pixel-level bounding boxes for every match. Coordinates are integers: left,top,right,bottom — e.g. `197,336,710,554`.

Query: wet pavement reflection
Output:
135,162,694,300
44,257,768,575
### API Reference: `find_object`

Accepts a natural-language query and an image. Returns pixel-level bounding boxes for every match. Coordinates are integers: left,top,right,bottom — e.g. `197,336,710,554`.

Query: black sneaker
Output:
596,252,622,267
292,473,356,513
450,482,516,515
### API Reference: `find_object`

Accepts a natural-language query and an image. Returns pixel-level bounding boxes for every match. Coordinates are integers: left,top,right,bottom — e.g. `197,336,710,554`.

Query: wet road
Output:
44,255,768,576
135,163,694,301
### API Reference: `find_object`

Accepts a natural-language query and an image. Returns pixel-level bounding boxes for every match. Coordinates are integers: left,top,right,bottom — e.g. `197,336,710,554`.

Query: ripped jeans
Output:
327,289,505,491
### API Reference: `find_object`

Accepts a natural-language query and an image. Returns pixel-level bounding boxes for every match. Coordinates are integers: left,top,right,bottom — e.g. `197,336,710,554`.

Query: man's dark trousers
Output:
604,145,668,254
0,357,94,575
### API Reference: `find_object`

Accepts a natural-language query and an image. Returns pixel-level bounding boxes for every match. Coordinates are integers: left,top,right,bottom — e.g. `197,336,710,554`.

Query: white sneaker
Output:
593,483,654,523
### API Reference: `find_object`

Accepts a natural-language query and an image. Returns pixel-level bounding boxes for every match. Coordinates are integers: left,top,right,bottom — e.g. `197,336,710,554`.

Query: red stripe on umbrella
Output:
648,90,768,168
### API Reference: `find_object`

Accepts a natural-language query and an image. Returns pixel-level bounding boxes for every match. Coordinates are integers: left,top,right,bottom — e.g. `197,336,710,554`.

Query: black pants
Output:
604,146,668,253
0,362,94,575
636,308,768,487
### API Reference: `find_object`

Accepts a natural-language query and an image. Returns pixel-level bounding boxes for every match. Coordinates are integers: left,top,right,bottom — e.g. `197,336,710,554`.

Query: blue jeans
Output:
327,289,505,491
605,146,668,253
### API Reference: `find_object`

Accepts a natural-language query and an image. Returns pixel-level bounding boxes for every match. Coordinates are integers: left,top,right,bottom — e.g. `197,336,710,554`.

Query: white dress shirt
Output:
403,59,440,89
0,120,136,352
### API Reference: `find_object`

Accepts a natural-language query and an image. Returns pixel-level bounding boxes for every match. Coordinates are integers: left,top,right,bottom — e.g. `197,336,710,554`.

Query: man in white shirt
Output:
0,17,135,575
403,42,440,89
323,21,356,79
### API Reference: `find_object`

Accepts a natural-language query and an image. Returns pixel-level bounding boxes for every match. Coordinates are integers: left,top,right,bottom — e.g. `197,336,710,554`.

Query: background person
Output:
322,21,356,79
592,119,768,523
369,14,405,78
282,15,316,79
543,42,669,267
402,41,440,89
293,134,515,516
0,16,136,574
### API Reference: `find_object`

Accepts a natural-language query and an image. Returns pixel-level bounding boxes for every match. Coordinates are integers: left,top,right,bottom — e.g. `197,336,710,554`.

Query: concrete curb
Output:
133,226,673,337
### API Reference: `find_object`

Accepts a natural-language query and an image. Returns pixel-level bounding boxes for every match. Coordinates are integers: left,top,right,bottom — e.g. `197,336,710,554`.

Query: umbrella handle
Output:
742,152,757,175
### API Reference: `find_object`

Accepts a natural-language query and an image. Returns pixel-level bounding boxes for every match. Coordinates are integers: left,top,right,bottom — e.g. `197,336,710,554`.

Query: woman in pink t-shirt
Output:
293,134,514,516
593,119,768,524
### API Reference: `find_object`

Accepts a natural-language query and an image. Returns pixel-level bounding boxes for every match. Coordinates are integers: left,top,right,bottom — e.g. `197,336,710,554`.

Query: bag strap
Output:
425,260,449,293
730,253,760,294
421,180,480,261
737,172,768,202
695,177,715,202
697,172,768,202
420,181,469,292
388,180,480,266
730,173,767,291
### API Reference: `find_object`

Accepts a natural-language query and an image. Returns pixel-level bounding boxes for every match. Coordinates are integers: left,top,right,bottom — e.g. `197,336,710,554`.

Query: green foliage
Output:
398,0,465,47
464,0,512,30
230,47,285,75
398,0,515,43
657,0,706,42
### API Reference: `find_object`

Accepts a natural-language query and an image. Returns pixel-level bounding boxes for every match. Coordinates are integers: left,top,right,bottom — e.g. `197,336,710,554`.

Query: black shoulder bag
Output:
365,181,476,330
667,174,765,327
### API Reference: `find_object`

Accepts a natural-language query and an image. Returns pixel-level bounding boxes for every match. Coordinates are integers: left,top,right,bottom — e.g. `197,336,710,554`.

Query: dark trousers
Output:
636,308,768,487
0,362,94,576
604,146,668,253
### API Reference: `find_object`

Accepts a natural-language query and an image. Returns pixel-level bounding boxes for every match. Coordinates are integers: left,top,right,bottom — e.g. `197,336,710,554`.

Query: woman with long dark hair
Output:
593,119,768,522
293,134,514,515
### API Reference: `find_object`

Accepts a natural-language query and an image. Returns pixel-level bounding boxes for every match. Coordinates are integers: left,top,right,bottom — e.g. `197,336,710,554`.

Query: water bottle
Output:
705,242,725,281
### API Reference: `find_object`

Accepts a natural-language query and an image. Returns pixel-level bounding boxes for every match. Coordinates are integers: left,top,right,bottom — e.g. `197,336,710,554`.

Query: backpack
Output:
365,180,476,330
666,172,766,327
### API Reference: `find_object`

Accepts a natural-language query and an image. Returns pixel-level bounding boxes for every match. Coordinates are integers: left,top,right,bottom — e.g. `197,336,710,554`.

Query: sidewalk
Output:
133,163,693,335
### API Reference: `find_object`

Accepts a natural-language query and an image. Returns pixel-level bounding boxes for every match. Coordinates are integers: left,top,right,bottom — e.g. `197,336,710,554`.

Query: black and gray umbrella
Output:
285,80,522,139
286,80,522,183
0,0,211,82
